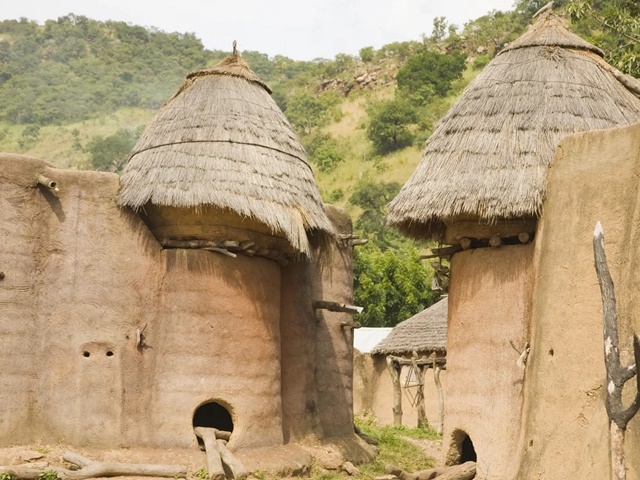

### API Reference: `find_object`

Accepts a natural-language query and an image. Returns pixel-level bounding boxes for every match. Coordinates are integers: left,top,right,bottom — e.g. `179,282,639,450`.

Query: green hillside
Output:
0,0,637,326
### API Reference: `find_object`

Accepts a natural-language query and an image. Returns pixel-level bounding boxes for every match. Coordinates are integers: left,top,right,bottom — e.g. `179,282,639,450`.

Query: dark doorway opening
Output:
193,401,234,448
446,429,477,466
460,434,477,463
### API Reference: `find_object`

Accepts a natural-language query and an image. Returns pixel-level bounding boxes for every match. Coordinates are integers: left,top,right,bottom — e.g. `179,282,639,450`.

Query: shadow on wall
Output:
452,244,535,306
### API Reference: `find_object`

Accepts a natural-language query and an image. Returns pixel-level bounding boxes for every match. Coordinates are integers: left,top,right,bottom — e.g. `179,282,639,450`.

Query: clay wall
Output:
445,244,534,479
151,249,284,450
0,154,162,447
353,352,447,429
0,156,47,443
280,258,322,442
516,122,640,479
0,155,365,461
313,206,357,439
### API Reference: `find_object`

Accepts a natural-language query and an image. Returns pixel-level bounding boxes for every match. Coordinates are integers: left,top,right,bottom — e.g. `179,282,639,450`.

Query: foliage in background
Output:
349,179,437,327
397,50,467,103
87,126,143,172
305,133,348,173
366,98,418,155
566,0,640,77
285,90,342,134
354,243,436,327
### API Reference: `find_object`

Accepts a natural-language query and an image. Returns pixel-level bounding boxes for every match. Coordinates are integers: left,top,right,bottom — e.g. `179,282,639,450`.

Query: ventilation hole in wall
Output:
529,439,534,447
83,351,90,358
193,401,234,449
106,350,114,357
549,348,554,356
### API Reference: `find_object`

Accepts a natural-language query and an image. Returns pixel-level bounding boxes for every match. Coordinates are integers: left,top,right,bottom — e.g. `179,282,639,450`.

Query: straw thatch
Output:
118,54,334,255
371,297,448,355
387,11,640,240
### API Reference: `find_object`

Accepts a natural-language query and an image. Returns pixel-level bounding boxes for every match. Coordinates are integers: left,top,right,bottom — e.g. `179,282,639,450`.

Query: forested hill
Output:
0,0,637,327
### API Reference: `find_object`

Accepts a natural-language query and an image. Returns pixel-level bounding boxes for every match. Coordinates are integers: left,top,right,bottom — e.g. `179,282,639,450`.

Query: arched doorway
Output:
192,401,234,447
445,428,477,465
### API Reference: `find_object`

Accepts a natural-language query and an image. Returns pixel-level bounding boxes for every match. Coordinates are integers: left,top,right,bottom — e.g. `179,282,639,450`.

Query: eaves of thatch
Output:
387,11,640,241
371,297,448,356
117,54,334,255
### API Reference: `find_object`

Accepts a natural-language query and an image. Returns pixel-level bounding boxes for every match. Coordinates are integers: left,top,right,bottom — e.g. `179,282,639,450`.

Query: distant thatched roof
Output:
388,11,640,240
118,54,334,255
371,297,447,355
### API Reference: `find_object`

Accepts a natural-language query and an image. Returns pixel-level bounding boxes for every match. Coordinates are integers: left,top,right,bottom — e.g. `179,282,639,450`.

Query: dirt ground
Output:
0,436,436,480
401,438,443,467
0,444,207,480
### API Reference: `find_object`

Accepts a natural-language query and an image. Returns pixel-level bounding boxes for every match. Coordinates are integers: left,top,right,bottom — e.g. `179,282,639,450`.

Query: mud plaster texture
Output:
440,123,640,479
444,245,534,480
515,122,640,479
353,351,447,429
0,154,373,473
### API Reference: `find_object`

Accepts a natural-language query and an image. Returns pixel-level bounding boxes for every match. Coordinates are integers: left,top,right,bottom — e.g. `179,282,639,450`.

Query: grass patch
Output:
355,416,440,478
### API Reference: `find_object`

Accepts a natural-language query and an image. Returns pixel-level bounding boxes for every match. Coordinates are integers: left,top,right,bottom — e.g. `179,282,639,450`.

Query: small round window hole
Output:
106,351,114,357
83,351,90,358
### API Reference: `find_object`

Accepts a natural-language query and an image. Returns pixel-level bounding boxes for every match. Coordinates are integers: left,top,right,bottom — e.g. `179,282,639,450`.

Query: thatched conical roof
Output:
371,297,447,355
388,11,640,240
118,53,334,255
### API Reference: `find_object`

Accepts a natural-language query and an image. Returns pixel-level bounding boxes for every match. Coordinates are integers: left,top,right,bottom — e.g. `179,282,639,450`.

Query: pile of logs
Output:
379,462,476,480
194,427,247,480
0,452,187,479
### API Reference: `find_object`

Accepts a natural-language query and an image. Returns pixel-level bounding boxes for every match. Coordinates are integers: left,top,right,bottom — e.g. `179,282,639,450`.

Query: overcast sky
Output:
1,0,516,60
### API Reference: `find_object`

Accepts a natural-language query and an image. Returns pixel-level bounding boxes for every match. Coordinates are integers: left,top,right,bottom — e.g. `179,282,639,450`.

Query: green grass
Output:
244,417,440,480
310,417,440,480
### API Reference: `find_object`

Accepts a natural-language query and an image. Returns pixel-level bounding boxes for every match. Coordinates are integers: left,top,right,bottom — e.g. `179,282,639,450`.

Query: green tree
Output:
285,90,332,134
566,0,640,77
397,50,467,102
359,46,375,62
354,242,436,327
304,133,346,173
87,127,141,172
366,98,418,155
349,179,402,247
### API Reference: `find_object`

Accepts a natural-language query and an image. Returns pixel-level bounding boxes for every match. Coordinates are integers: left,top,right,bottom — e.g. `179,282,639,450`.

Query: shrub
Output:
366,98,417,155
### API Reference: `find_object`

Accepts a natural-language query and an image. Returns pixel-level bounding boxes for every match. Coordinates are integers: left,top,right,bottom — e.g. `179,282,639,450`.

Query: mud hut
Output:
0,52,372,475
354,298,448,430
388,10,640,243
387,10,640,479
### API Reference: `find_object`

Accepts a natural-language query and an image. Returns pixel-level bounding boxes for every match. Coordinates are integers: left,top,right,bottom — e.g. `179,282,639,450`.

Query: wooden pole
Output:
433,354,444,435
216,439,248,479
593,222,640,480
412,353,428,429
194,427,226,480
386,356,403,426
0,452,187,480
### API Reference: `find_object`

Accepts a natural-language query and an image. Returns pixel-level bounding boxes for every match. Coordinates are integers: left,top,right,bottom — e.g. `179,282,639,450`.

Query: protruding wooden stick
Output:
194,427,225,480
37,174,59,192
216,440,248,479
593,221,640,480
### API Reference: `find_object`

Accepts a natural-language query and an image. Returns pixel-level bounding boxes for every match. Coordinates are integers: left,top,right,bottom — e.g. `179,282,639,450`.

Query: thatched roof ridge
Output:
371,297,447,355
118,54,334,255
501,10,603,56
181,53,272,94
388,12,640,240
